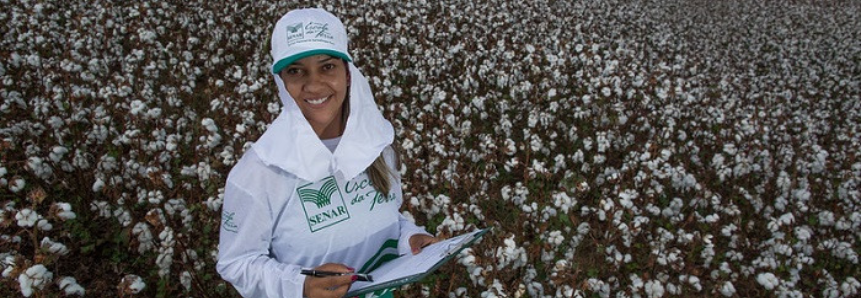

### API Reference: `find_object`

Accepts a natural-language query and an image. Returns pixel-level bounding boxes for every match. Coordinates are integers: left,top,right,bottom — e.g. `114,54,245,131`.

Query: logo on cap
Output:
285,22,335,46
286,23,304,42
305,22,333,39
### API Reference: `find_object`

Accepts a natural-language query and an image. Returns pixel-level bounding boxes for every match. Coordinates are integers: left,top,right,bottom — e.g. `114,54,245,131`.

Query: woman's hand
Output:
409,234,440,255
302,263,355,298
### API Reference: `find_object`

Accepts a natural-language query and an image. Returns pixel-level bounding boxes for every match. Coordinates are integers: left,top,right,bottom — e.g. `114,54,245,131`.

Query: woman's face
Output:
280,54,350,139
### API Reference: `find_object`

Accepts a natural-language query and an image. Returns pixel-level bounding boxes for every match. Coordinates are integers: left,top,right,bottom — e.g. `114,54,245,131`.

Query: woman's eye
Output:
322,63,335,71
285,68,302,76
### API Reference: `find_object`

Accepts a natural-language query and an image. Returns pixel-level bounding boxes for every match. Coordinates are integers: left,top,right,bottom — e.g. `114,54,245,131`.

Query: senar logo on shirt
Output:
297,176,351,232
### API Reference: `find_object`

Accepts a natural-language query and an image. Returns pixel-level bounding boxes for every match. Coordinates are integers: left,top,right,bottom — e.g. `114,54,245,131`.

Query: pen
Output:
300,269,374,282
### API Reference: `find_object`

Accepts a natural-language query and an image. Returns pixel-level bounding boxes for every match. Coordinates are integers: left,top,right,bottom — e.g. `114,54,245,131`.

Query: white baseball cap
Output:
270,8,352,74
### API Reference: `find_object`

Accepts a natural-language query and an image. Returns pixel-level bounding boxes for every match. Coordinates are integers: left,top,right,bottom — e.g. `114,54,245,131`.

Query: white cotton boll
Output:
644,280,665,298
37,219,52,231
16,209,38,227
504,138,517,156
842,277,860,297
267,102,280,114
720,281,736,297
121,274,145,294
577,222,590,235
18,264,52,297
146,107,162,119
630,274,644,290
686,275,702,291
165,199,186,216
402,138,415,152
157,249,174,277
180,271,192,291
132,222,154,253
27,157,53,180
27,54,41,67
159,228,174,246
656,88,668,100
10,177,25,193
459,249,476,267
196,162,213,181
3,265,13,278
723,143,737,156
129,100,147,115
835,217,854,231
496,235,527,269
58,276,85,296
92,178,105,192
553,192,575,213
757,272,779,290
90,201,111,218
19,273,34,297
794,226,812,241
439,213,465,232
521,202,538,213
704,214,720,223
114,209,131,227
547,230,564,246
819,211,835,226
41,237,69,255
1,254,15,277
54,202,76,220
601,87,612,97
206,192,224,212
49,146,68,163
779,213,795,225
587,278,610,298
201,118,218,133
824,286,841,298
666,283,680,295
180,165,197,177
618,190,636,209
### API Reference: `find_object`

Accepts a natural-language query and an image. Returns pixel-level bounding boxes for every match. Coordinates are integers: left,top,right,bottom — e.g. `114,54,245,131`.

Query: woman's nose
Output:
303,72,326,93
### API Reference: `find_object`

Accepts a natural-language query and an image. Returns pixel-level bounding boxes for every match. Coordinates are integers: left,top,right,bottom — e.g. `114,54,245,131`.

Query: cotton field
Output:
1,0,859,297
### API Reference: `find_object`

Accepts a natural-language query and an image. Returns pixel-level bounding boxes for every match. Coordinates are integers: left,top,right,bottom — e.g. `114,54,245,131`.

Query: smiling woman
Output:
215,8,439,298
279,55,350,139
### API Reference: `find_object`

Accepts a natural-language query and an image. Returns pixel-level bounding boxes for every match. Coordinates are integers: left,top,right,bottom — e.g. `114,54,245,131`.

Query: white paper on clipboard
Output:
346,228,489,297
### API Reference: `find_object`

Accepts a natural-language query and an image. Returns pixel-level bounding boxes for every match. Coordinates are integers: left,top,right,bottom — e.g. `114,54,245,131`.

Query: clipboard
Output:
345,228,490,297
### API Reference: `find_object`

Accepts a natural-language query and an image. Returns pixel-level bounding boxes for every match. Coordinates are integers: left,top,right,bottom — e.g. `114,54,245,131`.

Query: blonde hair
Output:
367,154,394,195
338,60,395,194
339,76,396,195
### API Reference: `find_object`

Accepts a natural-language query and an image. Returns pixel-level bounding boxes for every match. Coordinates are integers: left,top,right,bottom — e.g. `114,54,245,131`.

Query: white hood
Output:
251,63,394,182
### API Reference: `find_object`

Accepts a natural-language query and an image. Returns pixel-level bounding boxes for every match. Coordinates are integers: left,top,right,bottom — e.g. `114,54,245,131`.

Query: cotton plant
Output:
58,277,85,296
1,0,860,297
18,264,53,297
0,187,81,295
118,274,146,295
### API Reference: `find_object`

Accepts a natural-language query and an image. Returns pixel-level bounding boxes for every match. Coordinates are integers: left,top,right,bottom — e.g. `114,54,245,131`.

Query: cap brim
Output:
272,49,352,74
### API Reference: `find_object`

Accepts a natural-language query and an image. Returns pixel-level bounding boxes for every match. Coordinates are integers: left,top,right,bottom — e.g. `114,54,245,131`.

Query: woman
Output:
217,8,438,298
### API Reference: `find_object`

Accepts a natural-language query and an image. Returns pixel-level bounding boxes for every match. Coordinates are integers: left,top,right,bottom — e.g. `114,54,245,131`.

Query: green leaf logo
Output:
297,176,350,233
286,23,303,34
298,177,337,208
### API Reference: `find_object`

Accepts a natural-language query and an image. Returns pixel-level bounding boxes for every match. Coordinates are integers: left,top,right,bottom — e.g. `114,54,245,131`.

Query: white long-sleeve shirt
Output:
217,144,429,298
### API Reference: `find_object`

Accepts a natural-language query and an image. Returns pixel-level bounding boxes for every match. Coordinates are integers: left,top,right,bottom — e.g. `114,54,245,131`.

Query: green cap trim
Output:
272,49,352,74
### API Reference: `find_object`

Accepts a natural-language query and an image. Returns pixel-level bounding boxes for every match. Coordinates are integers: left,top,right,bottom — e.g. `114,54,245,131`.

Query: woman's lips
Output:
305,96,330,105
